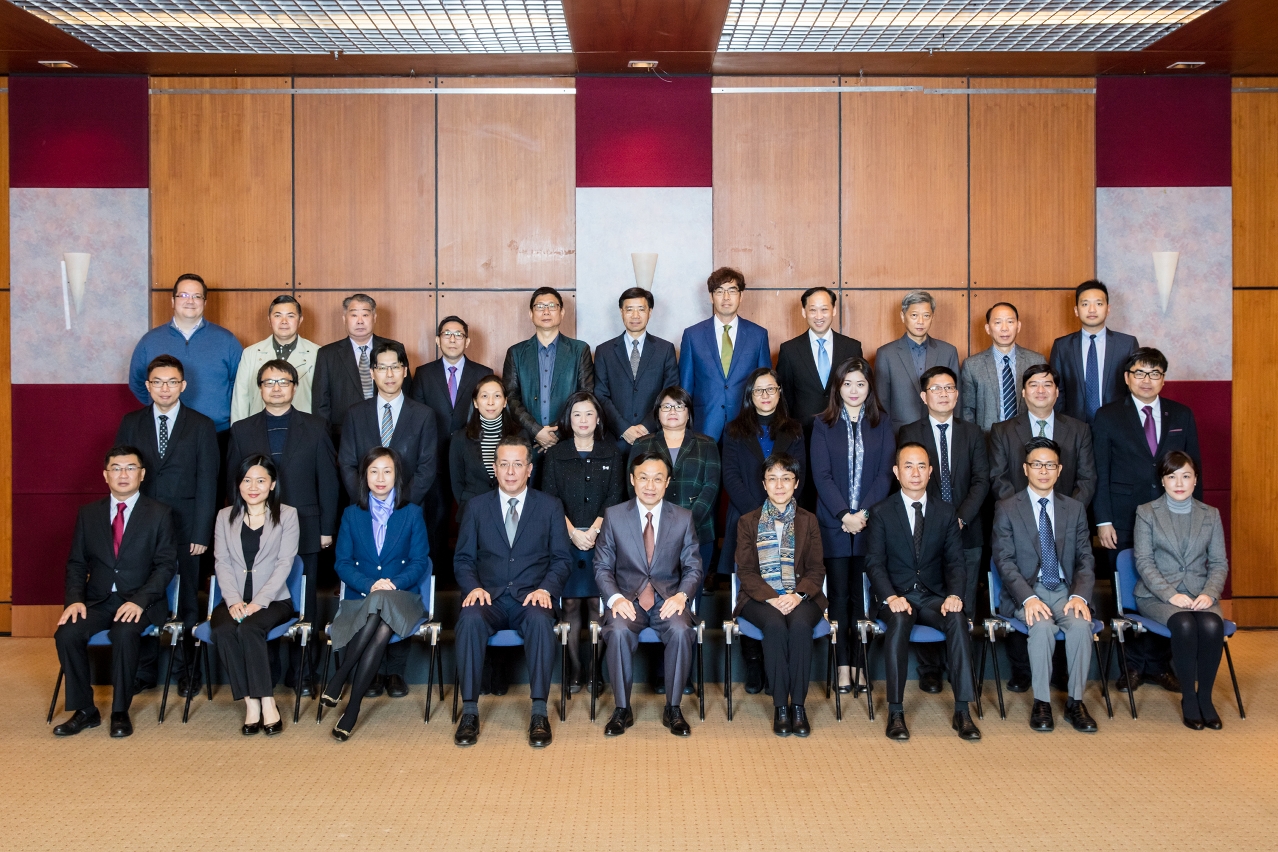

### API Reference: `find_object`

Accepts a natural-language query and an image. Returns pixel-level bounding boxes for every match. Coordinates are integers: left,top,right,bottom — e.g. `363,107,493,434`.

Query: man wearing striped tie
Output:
959,302,1046,435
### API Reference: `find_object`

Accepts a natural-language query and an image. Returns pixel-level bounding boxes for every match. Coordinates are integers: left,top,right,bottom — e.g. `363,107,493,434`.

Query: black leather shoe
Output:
773,706,791,737
1183,714,1205,731
364,674,385,698
952,710,981,741
1115,668,1141,693
177,677,202,699
604,707,634,737
790,705,811,737
744,659,765,695
132,678,157,693
568,680,583,695
1203,714,1223,731
109,711,133,738
885,711,909,741
528,714,553,748
1006,673,1032,693
385,674,409,698
918,671,944,694
683,682,695,696
653,678,666,695
242,720,262,736
53,708,101,737
1064,702,1097,733
663,705,691,737
1152,671,1181,693
454,713,479,746
319,690,341,708
331,724,351,741
1030,700,1054,732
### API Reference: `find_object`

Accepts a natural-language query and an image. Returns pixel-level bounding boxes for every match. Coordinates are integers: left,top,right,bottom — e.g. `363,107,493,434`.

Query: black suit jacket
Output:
864,494,966,604
224,407,340,554
338,396,437,506
776,331,863,427
64,495,178,627
592,332,679,442
1093,395,1202,546
1049,328,1138,423
409,357,492,500
313,335,407,440
452,488,573,601
988,411,1097,506
115,405,219,547
896,417,989,549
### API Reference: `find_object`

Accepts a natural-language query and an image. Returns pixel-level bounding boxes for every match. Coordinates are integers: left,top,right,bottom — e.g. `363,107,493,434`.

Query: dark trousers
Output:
602,596,695,708
915,547,981,678
210,599,293,700
54,594,152,713
456,592,557,703
137,545,201,685
286,551,320,685
741,597,823,707
381,639,409,677
883,591,974,705
824,556,866,668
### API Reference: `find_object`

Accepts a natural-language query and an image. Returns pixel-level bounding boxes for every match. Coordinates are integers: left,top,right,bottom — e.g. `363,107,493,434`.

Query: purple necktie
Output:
447,366,458,406
1142,405,1158,455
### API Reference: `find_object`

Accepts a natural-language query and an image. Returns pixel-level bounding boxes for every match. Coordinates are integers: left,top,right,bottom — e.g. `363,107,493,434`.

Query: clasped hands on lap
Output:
610,593,686,621
1169,592,1215,611
883,594,963,616
767,592,803,615
57,600,143,624
1023,596,1091,626
463,588,554,609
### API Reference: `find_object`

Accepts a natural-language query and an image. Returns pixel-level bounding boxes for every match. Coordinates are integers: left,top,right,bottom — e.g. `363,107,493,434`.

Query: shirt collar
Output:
442,354,466,372
625,330,647,346
350,337,374,356
928,412,953,428
717,315,739,334
1086,326,1107,339
537,334,559,353
154,401,181,421
171,317,204,337
1028,487,1055,511
500,487,529,508
904,334,928,351
377,391,405,408
991,343,1018,360
637,499,662,522
901,490,928,513
1132,394,1160,412
112,491,141,511
808,328,833,345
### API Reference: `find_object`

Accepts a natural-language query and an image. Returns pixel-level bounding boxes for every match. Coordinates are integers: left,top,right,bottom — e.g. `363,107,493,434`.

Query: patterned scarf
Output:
757,499,797,593
370,488,395,554
842,407,865,511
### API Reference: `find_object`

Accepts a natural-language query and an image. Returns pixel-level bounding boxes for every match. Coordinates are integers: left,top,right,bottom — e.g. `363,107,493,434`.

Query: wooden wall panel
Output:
150,77,293,291
11,605,60,637
0,82,9,632
970,78,1096,289
841,78,968,290
301,290,440,371
738,289,817,363
843,289,970,366
713,77,840,290
294,78,436,291
1233,80,1278,291
968,289,1076,363
435,290,576,377
437,78,575,290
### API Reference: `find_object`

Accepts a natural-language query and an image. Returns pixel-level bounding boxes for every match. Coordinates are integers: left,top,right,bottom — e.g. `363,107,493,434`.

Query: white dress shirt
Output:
809,329,834,368
900,490,928,533
350,337,374,364
153,401,181,446
1132,394,1162,443
441,354,468,373
606,499,664,608
1024,487,1084,604
624,330,647,361
376,391,406,435
1028,410,1056,440
108,491,142,589
499,487,528,521
1083,327,1107,388
716,315,739,350
929,414,954,471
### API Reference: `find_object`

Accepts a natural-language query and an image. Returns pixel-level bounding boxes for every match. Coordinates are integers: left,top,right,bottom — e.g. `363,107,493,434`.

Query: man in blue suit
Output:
594,287,680,452
1048,280,1139,425
678,267,772,442
452,436,573,749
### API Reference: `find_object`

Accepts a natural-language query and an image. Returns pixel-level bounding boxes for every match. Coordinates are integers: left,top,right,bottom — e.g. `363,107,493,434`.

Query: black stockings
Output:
1167,610,1224,721
327,614,395,732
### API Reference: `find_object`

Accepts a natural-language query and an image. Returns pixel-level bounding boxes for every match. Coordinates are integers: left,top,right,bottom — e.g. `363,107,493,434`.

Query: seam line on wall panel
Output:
151,287,584,293
711,87,1094,96
149,88,576,96
966,77,972,360
434,76,440,362
837,75,843,334
291,76,296,295
1232,88,1278,93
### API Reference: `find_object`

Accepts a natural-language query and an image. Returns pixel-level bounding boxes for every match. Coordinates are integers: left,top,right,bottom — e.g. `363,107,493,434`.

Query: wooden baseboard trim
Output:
11,605,61,637
1230,598,1278,627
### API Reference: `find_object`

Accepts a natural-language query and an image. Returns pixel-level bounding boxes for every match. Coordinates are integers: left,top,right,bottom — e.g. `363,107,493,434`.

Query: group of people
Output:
51,267,1230,746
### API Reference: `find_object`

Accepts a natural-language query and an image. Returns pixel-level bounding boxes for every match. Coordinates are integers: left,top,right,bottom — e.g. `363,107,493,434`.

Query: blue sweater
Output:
129,320,243,431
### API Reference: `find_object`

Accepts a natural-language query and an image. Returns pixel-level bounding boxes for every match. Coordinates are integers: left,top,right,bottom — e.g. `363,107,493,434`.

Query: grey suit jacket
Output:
212,504,300,608
1133,498,1228,607
960,345,1046,433
992,490,1094,616
593,499,703,604
874,334,960,434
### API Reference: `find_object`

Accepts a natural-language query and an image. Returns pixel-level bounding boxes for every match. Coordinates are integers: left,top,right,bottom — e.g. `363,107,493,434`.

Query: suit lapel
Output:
628,502,654,568
115,498,146,563
1015,413,1034,446
1018,493,1042,563
1051,498,1067,567
800,333,825,390
137,408,161,462
1072,332,1087,400
896,342,918,387
510,491,534,551
343,339,364,393
891,498,916,563
1156,404,1175,454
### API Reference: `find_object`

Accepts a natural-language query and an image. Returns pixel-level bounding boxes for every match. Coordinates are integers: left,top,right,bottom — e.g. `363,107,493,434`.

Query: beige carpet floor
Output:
4,633,1278,852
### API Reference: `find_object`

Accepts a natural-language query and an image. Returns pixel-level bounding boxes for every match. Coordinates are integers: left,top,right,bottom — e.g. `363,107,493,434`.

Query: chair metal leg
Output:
988,630,1006,720
831,638,842,721
1113,623,1137,720
316,641,333,724
697,630,706,721
969,635,984,720
424,630,438,724
182,640,201,723
1093,636,1113,719
452,666,460,725
723,621,734,721
589,622,600,723
292,628,309,724
159,627,180,723
977,629,988,700
203,642,214,700
47,669,64,724
857,624,875,721
558,624,569,722
1223,639,1245,719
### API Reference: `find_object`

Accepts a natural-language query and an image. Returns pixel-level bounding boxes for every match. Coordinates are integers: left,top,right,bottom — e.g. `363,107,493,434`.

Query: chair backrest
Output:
164,573,180,619
1114,548,1137,615
862,572,871,616
987,560,1002,615
208,556,306,619
731,570,740,614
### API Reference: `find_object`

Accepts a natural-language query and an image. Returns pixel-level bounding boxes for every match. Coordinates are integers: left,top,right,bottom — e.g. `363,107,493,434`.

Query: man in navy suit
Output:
452,436,573,748
1049,280,1139,424
678,267,772,442
594,288,679,452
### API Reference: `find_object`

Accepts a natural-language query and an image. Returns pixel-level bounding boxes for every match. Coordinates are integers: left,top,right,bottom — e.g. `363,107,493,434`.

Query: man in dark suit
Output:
312,293,408,444
593,451,703,737
452,436,573,748
52,446,178,738
503,287,595,453
593,288,679,452
409,315,493,565
224,358,339,695
338,341,437,698
1049,280,1139,424
897,365,989,693
874,290,961,434
864,442,980,742
115,354,218,697
1094,347,1201,693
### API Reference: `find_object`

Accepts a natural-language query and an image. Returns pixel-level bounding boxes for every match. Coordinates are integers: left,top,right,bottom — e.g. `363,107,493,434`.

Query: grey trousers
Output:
601,596,695,709
1015,582,1092,703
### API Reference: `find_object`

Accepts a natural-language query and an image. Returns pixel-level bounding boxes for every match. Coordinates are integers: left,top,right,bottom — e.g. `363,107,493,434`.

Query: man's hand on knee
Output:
1063,596,1090,623
58,603,86,625
463,589,492,607
1023,597,1052,626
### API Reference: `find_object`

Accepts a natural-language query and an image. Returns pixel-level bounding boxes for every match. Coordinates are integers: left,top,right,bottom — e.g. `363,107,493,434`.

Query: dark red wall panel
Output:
1161,380,1230,493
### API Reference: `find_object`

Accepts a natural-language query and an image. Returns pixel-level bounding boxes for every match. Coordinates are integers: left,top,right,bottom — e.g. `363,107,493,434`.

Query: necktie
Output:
937,423,952,503
638,512,656,610
1084,334,1101,421
380,403,394,447
112,502,126,557
720,324,734,376
1001,354,1017,420
630,339,642,379
359,345,373,400
817,338,831,387
1037,419,1048,438
157,414,169,459
1142,405,1158,455
505,498,520,547
911,502,924,561
447,366,458,407
1038,497,1060,591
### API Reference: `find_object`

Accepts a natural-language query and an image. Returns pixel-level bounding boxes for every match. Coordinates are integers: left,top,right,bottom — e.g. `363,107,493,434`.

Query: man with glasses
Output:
593,288,679,452
314,294,408,446
115,355,219,697
874,290,960,434
230,294,319,424
503,287,595,453
336,341,437,699
959,302,1045,434
225,359,339,696
1094,347,1201,694
129,273,242,436
1049,280,1139,424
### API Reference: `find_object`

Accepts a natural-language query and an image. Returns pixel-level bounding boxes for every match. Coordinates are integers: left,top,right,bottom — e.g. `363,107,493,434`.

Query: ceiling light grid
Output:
717,0,1225,52
13,0,571,53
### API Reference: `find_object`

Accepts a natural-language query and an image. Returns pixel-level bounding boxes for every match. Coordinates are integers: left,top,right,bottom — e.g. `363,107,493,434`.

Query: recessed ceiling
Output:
11,0,572,53
718,0,1225,52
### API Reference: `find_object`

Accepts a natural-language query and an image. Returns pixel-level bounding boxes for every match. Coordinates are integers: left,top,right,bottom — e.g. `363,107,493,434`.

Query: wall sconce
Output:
61,252,90,330
631,252,658,290
1152,251,1179,315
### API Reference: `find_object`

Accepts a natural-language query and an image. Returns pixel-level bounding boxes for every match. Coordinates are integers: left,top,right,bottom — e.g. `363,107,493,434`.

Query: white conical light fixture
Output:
1151,251,1179,315
631,253,658,289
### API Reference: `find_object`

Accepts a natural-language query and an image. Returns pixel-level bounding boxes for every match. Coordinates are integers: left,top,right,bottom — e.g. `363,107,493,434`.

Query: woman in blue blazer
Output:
809,357,895,693
321,446,430,741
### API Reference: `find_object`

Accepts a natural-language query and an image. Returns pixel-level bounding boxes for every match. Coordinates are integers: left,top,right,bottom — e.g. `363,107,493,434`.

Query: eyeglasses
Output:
174,293,205,302
259,378,294,389
1027,461,1060,471
439,330,466,341
622,306,648,315
926,385,958,394
752,386,780,398
532,302,560,313
712,287,741,297
765,475,797,486
107,465,141,474
372,364,405,374
147,379,182,389
659,402,687,413
1128,369,1165,380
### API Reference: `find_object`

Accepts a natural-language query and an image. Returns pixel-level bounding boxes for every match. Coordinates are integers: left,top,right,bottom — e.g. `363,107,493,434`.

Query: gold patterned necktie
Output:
720,324,733,375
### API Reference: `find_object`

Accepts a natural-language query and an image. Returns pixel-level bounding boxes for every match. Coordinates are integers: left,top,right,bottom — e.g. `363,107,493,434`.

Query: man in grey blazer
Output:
593,288,679,452
593,451,703,737
992,438,1098,733
960,302,1046,434
874,291,960,434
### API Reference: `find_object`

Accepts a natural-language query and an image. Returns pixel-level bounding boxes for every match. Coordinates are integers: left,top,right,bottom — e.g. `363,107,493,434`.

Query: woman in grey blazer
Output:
1133,451,1229,730
211,454,299,736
